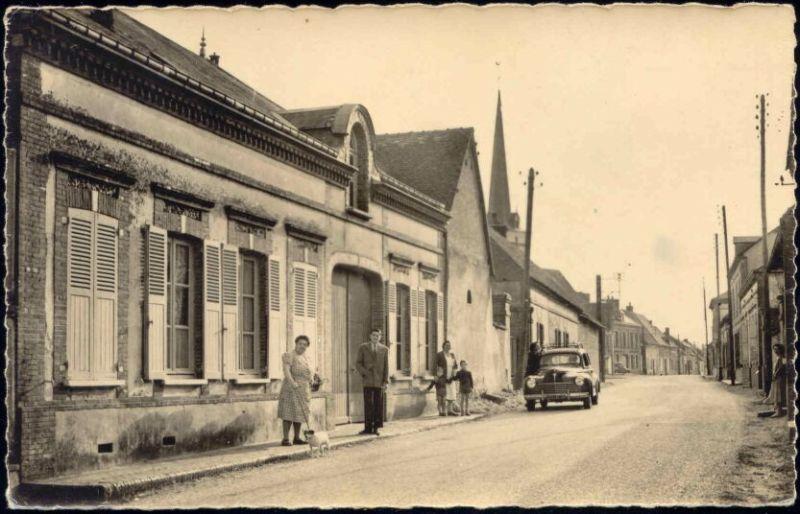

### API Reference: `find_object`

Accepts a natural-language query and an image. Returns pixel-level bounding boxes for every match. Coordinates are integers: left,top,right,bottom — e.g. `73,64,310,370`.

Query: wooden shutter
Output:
292,263,318,373
385,281,396,345
67,208,95,380
202,240,223,379
267,257,283,378
93,213,118,379
145,225,168,380
221,244,239,378
437,292,445,349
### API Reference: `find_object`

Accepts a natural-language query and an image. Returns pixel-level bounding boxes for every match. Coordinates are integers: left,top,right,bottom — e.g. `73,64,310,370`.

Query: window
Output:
536,323,545,344
466,290,472,304
564,332,570,346
395,284,411,374
348,124,369,212
166,237,196,373
239,253,264,372
66,208,119,381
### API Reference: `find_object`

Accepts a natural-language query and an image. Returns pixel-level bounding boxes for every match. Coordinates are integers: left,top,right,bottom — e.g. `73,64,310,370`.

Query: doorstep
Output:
16,413,485,504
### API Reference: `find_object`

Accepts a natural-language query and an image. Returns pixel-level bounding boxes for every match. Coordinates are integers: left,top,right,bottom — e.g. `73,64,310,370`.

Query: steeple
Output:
199,28,207,58
488,91,516,236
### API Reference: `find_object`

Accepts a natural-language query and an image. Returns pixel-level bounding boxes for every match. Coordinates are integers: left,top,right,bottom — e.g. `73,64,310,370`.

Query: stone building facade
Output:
4,8,490,480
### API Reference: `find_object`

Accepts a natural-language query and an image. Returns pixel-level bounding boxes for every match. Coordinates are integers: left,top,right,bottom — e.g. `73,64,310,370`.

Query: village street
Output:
124,375,781,508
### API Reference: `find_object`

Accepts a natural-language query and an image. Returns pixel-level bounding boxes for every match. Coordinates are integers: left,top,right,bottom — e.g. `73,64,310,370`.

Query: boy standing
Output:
454,360,474,416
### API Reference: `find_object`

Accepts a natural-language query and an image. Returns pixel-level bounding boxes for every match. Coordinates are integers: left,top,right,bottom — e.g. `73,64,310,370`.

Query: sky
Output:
126,4,796,345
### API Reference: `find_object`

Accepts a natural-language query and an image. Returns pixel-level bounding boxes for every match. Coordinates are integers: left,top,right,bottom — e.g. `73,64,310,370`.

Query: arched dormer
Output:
281,103,379,215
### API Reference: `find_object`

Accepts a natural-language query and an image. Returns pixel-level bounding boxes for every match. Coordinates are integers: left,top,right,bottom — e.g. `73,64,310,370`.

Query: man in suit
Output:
355,328,389,435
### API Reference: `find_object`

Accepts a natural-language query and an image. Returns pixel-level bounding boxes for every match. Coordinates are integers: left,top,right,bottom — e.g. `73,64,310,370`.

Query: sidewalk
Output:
15,413,485,505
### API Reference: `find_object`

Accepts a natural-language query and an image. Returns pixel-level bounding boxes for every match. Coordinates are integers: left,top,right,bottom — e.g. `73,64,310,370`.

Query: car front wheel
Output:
583,397,591,409
526,400,536,412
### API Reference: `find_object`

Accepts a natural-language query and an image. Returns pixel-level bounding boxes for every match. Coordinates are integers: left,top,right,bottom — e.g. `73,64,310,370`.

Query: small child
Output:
425,366,448,416
453,360,474,416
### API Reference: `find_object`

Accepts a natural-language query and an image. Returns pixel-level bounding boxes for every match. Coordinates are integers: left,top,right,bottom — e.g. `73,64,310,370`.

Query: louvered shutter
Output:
93,213,118,379
306,267,318,373
292,263,318,373
417,289,426,373
145,225,168,380
385,281,396,346
267,258,283,378
221,244,239,378
203,240,223,379
67,208,95,380
437,292,445,349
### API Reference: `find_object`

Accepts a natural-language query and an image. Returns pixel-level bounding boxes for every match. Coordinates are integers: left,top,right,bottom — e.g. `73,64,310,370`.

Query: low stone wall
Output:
26,395,328,478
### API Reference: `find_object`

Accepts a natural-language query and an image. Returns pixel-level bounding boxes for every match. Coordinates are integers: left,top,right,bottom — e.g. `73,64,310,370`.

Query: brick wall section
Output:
15,53,57,477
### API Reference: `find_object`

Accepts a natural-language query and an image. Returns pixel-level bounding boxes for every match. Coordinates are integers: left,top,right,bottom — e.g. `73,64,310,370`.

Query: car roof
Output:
541,347,585,355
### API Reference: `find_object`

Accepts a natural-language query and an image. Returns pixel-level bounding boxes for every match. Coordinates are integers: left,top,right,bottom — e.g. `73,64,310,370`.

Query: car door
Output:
582,353,598,390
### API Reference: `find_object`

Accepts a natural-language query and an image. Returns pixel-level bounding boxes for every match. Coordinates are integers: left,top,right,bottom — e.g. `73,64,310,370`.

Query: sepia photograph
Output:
2,2,797,508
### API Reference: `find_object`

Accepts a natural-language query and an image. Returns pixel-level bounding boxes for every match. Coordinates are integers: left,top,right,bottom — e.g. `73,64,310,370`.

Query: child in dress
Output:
453,360,474,416
425,366,448,416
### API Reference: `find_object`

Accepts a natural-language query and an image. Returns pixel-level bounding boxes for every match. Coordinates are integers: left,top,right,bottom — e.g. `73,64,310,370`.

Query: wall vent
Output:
162,436,176,446
97,443,113,454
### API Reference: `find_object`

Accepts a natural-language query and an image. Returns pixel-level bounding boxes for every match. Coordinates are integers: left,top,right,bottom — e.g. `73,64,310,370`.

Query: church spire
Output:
199,28,207,58
488,90,515,235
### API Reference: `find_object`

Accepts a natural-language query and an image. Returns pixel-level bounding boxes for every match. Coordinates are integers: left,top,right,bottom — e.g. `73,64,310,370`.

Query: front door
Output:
331,268,374,424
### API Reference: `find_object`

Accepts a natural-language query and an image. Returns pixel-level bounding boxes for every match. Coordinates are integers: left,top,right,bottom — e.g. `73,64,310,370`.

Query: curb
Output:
16,414,487,505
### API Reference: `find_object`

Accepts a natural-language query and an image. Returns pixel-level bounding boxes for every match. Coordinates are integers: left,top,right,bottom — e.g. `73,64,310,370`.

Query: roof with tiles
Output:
56,9,289,121
625,311,670,348
489,230,603,328
374,128,474,210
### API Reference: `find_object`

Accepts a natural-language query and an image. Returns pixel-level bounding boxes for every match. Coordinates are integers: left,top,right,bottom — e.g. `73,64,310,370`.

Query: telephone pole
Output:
757,94,773,394
596,275,605,382
703,278,710,376
715,233,723,381
516,167,536,389
722,206,735,385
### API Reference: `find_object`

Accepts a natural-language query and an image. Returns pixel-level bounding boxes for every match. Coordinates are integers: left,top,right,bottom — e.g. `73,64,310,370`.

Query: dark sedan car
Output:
523,345,600,411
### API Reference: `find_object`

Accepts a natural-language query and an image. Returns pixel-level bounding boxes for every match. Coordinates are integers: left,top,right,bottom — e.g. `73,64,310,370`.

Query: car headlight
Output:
574,376,585,386
525,376,537,388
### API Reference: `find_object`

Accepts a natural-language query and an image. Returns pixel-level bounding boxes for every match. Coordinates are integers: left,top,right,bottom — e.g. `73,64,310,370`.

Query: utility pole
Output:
596,275,605,382
757,93,773,394
715,233,723,381
516,167,536,389
703,278,710,376
722,205,735,385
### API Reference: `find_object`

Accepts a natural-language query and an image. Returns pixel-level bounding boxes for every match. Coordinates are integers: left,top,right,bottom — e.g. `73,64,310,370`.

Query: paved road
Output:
126,375,747,508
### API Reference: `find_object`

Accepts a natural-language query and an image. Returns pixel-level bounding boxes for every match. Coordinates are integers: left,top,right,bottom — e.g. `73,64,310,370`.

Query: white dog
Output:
304,429,330,457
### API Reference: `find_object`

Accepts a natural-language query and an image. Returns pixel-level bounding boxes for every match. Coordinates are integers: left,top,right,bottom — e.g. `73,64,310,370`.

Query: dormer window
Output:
347,124,369,212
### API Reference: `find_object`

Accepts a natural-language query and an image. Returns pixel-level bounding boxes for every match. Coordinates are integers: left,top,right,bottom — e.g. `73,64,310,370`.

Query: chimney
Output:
89,9,114,29
664,327,670,338
209,53,220,67
625,303,633,313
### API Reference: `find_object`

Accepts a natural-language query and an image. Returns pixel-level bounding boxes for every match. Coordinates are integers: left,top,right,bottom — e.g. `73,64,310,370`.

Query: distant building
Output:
375,128,511,392
484,92,602,386
584,300,644,374
707,293,729,378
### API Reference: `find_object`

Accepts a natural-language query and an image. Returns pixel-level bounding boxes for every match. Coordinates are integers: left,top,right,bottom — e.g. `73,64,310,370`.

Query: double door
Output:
331,268,374,424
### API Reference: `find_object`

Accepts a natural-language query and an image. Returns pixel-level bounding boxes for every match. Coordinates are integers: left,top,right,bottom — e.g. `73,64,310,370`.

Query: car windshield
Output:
541,352,582,367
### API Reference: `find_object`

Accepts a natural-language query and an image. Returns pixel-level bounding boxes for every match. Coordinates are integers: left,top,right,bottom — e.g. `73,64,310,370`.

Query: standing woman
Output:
435,340,459,416
277,335,313,446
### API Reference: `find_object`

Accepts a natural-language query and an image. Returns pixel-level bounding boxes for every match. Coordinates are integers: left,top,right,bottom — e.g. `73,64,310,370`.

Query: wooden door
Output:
331,270,349,424
347,272,372,422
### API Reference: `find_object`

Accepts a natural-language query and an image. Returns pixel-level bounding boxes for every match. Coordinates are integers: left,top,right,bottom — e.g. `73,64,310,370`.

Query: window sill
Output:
345,206,372,221
159,377,208,386
414,374,435,381
233,377,271,385
391,375,413,382
63,379,125,388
